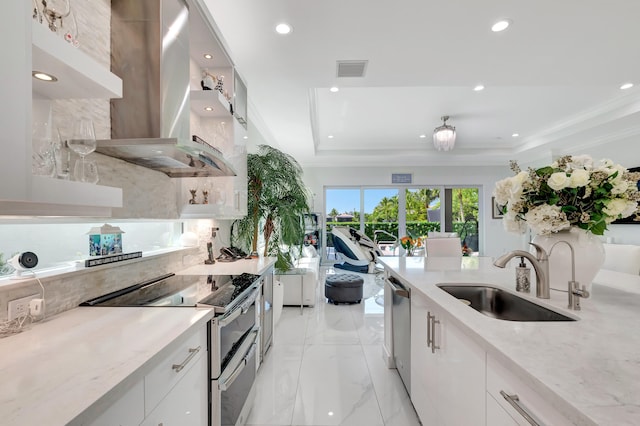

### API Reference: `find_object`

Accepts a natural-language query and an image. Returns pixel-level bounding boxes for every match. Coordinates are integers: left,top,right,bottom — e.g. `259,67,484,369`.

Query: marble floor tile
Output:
362,344,420,426
291,344,384,426
247,344,304,425
249,265,417,426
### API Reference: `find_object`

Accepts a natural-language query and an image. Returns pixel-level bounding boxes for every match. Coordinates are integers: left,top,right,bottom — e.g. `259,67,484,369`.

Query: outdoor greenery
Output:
326,188,479,250
232,145,311,270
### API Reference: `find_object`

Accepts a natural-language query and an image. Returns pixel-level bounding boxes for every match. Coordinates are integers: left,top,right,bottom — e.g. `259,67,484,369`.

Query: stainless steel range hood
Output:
97,0,235,178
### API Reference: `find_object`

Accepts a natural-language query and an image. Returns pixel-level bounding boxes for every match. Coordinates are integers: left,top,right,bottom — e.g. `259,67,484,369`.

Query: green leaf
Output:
536,166,554,176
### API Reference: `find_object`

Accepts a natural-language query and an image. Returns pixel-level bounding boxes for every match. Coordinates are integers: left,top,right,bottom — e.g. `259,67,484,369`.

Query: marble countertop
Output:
177,256,276,276
379,256,640,426
0,306,215,426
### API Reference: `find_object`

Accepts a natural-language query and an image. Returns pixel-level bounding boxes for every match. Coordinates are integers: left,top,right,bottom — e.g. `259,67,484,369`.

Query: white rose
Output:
493,177,513,206
547,172,570,191
603,199,629,220
494,172,529,206
569,155,594,170
611,180,629,195
600,158,614,168
509,171,528,198
568,169,590,188
524,204,569,235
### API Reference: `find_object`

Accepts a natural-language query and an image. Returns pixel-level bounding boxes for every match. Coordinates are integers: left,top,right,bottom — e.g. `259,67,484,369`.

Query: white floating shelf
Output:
180,204,241,220
190,90,232,118
30,176,123,208
31,23,122,99
0,176,124,217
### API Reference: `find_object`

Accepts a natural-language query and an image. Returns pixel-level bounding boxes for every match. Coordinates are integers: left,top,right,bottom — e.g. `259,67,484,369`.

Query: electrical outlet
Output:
7,294,40,321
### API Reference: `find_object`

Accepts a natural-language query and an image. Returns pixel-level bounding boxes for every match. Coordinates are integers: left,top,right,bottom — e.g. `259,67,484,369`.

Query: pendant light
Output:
433,116,456,151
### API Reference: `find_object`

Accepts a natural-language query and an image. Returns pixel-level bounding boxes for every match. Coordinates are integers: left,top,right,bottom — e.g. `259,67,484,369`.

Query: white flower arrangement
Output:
493,155,640,236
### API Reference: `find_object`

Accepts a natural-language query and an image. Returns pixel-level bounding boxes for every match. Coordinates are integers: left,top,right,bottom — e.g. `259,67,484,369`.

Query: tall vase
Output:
531,227,605,295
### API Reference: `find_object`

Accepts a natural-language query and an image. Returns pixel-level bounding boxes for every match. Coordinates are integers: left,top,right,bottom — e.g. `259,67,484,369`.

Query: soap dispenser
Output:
515,256,531,293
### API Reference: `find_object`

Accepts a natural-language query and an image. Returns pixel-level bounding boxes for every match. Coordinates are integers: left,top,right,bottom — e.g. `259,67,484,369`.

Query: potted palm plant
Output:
232,145,311,271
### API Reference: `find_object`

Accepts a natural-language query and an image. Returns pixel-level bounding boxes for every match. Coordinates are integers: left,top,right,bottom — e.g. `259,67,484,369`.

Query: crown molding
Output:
516,90,640,154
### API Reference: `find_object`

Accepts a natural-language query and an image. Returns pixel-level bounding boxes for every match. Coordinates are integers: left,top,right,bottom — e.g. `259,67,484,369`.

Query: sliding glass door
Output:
323,185,480,261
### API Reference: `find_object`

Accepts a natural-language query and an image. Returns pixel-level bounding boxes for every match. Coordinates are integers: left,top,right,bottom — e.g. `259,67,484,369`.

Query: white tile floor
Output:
247,267,421,426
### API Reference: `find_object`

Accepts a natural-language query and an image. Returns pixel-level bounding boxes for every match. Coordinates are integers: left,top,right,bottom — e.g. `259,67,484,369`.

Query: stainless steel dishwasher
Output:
387,275,411,395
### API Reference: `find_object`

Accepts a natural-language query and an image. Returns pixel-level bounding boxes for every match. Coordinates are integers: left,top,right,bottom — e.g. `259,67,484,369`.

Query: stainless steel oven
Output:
208,284,260,426
80,272,263,426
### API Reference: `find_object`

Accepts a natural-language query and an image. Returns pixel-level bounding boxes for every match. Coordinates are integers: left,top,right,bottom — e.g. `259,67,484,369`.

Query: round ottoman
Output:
325,273,365,304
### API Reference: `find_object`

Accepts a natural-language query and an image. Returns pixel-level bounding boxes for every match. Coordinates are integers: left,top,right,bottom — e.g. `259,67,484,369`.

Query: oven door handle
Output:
240,286,260,313
218,330,259,391
218,305,242,327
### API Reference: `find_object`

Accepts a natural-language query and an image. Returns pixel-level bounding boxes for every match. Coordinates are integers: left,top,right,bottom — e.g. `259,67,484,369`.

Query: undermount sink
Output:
437,284,576,322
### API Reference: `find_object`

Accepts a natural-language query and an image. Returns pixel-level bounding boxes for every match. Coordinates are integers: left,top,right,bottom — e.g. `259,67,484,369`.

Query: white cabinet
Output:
144,326,207,415
1,2,123,216
90,325,208,426
487,354,573,426
487,391,521,426
141,353,208,426
178,0,247,220
88,380,145,426
410,290,485,426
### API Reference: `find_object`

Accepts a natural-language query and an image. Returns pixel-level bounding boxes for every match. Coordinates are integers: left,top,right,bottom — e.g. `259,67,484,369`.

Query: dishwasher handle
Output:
386,277,410,298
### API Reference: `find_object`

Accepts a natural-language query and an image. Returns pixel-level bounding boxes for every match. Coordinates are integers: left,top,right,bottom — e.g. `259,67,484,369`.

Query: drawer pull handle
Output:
427,312,440,353
500,390,541,426
172,346,201,373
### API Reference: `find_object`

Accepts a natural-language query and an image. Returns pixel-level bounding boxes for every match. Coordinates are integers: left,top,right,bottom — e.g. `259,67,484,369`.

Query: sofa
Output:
593,243,640,294
276,245,320,307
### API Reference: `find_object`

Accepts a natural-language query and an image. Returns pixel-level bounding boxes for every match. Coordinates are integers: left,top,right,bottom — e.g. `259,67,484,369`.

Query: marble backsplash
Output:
0,248,202,322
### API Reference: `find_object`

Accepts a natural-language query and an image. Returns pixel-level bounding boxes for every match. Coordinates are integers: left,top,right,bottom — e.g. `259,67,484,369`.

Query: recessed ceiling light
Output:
275,23,292,35
512,133,520,137
328,135,334,139
491,19,511,32
620,82,634,90
204,106,213,111
243,135,248,139
203,53,213,59
330,86,339,93
419,134,427,139
473,84,485,91
32,71,58,82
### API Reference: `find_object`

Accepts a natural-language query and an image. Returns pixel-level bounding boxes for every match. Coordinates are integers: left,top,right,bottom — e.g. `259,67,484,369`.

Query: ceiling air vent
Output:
336,60,368,78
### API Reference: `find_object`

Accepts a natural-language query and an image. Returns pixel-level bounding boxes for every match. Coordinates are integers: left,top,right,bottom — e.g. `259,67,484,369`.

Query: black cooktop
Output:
79,273,260,313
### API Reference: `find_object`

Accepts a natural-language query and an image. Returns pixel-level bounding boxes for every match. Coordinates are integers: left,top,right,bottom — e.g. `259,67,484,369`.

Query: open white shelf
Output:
31,23,122,99
190,90,232,118
0,176,123,217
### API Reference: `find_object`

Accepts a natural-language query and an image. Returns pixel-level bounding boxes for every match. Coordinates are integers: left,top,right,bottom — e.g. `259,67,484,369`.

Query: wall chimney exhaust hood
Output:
96,0,236,178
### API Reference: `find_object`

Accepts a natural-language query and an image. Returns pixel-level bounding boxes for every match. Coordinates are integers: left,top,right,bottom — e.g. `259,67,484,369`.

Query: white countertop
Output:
0,257,275,425
0,306,215,426
177,256,276,276
379,256,640,426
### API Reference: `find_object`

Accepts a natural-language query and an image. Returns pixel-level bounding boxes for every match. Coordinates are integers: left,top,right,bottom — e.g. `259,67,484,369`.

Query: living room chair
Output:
426,237,462,257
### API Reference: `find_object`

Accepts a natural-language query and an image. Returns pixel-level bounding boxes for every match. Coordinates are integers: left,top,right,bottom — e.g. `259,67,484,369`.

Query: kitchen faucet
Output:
494,241,590,309
549,240,590,310
494,243,550,299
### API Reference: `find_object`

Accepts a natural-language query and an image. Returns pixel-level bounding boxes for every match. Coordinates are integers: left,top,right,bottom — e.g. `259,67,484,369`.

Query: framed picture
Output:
492,197,504,219
612,166,640,224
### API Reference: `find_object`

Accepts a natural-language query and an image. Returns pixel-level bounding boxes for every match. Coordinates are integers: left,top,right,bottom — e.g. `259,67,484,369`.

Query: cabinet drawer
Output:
88,380,144,426
144,326,207,416
487,354,573,426
140,354,208,426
